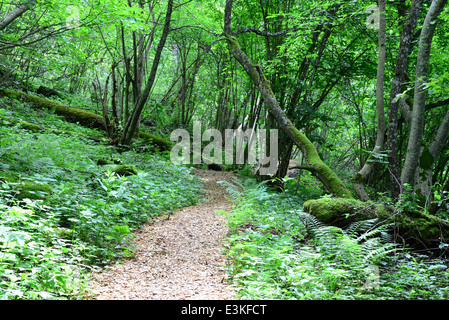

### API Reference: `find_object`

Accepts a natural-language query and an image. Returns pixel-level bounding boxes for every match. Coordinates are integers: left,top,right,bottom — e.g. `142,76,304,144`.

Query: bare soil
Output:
88,169,238,300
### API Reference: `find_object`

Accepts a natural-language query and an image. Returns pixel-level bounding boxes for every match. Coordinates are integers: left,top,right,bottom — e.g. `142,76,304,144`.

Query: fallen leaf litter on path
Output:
88,169,238,300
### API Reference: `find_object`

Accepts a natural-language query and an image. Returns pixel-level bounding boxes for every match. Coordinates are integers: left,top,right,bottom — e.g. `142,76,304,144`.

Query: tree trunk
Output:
352,0,386,201
387,0,422,199
223,0,351,198
120,0,173,146
413,109,449,206
401,0,448,186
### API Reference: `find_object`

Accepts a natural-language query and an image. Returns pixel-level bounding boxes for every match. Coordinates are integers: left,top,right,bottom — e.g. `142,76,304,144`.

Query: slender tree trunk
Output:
387,0,422,199
401,0,448,186
223,0,352,198
352,0,386,201
120,0,174,146
111,63,119,122
413,109,449,206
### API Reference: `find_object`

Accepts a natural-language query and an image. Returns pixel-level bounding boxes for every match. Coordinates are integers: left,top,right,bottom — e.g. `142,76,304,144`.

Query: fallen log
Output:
0,88,105,129
0,114,106,142
0,88,172,150
303,197,449,251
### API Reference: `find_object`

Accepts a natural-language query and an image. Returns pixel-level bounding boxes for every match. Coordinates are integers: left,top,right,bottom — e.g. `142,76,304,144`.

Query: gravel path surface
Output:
88,169,238,300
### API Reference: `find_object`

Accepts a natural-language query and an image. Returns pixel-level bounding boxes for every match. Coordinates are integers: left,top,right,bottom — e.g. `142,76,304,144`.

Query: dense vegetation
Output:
0,97,200,298
0,0,448,300
220,177,449,299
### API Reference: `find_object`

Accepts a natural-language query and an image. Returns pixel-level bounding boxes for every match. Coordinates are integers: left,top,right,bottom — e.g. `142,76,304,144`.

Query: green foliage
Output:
0,104,200,299
221,178,449,300
1,0,449,301
0,201,90,299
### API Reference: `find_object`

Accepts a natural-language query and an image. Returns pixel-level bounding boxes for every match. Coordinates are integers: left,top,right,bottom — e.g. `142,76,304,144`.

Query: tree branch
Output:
233,27,297,37
0,3,31,31
426,98,449,111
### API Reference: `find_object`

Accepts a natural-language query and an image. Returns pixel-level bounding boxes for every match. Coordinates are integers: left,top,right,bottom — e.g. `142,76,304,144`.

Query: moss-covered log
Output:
0,88,106,129
137,131,173,151
303,197,449,250
0,88,172,150
303,198,382,226
0,114,107,142
223,33,352,198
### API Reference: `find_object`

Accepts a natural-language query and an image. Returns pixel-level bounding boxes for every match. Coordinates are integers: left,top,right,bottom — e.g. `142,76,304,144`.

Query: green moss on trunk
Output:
0,88,105,129
289,125,352,199
303,198,379,226
0,89,172,150
137,131,172,151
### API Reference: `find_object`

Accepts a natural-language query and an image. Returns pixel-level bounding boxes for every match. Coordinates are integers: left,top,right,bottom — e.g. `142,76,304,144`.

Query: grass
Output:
219,177,449,300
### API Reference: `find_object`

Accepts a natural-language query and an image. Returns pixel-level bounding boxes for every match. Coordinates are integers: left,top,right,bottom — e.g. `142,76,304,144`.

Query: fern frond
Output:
231,177,244,189
345,219,378,235
297,212,399,266
218,179,243,199
298,212,326,237
355,222,394,243
362,239,399,265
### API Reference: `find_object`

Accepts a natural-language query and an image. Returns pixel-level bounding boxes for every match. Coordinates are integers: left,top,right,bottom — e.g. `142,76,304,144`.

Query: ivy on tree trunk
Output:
223,0,352,198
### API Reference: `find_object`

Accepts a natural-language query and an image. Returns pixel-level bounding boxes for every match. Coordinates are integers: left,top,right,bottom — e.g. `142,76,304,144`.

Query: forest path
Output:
88,169,238,300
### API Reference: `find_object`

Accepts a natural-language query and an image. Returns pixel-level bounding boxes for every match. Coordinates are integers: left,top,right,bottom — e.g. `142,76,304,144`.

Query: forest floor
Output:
88,169,238,300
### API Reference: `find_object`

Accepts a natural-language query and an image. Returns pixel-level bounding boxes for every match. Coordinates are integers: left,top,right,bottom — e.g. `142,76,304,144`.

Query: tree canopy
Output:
1,0,449,205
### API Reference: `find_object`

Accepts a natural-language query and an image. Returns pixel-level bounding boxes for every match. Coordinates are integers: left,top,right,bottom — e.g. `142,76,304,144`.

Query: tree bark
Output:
413,109,449,206
401,0,448,186
352,0,386,201
120,0,174,146
0,3,31,31
223,0,352,198
387,0,422,199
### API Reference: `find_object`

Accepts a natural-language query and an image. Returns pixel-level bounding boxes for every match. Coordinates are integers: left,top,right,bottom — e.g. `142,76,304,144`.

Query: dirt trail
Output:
88,169,238,300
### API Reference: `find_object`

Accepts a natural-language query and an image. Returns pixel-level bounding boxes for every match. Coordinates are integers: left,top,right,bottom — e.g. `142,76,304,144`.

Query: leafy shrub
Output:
220,178,449,300
0,116,200,299
0,200,90,299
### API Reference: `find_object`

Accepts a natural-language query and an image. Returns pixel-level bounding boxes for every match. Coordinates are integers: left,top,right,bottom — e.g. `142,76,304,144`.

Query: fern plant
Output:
299,213,399,267
217,178,243,200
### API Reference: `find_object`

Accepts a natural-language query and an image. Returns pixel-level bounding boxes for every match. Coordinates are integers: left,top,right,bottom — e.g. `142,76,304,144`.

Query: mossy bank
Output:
303,197,449,250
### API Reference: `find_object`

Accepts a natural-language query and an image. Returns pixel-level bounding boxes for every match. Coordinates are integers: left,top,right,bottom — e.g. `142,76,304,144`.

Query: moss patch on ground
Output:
0,172,53,200
111,165,138,176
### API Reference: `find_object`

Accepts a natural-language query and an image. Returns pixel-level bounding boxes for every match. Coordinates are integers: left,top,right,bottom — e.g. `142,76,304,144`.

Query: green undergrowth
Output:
0,104,200,299
219,178,449,300
0,95,104,139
